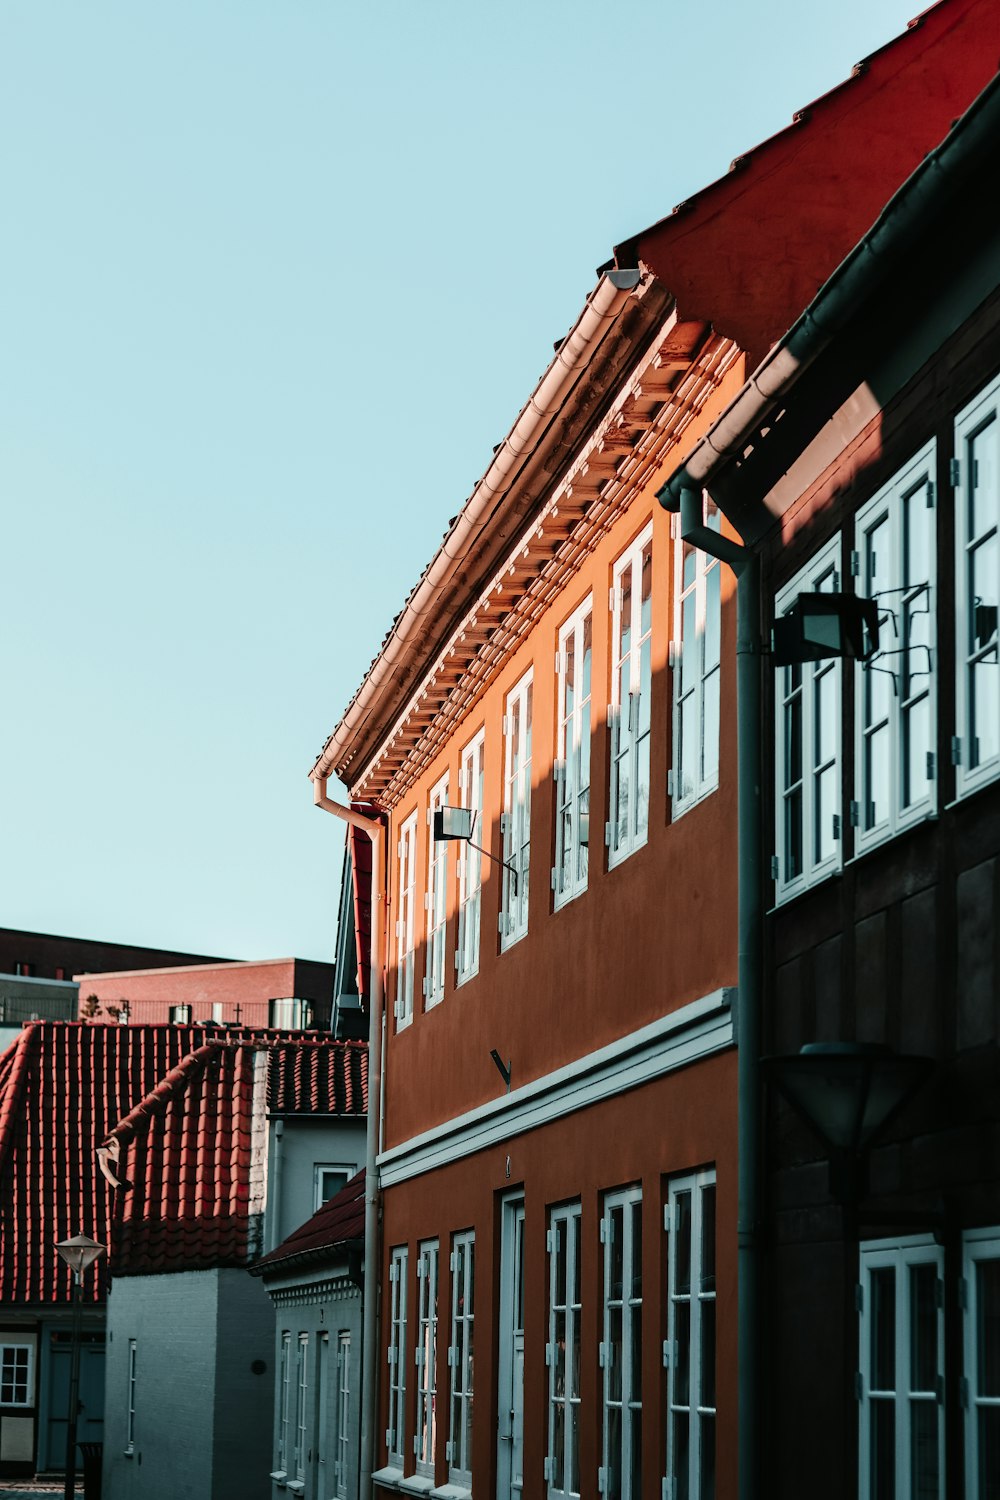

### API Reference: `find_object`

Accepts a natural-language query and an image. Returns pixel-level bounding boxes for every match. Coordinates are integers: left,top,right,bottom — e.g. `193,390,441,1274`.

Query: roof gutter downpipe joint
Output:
661,477,762,1500
312,778,384,1500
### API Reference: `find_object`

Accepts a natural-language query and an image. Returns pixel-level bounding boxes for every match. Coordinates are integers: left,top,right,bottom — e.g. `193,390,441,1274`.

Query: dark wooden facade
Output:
755,168,1000,1499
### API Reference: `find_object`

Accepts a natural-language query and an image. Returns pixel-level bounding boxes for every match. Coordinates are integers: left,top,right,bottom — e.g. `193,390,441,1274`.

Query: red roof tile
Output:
267,1037,368,1115
103,1035,367,1277
252,1168,365,1278
0,1022,263,1305
0,1024,368,1302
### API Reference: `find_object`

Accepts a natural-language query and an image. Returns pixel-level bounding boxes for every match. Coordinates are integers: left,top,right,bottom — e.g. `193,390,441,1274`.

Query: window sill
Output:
373,1465,406,1489
552,884,587,913
499,925,527,954
286,1484,305,1495
399,1475,436,1494
671,778,719,823
430,1484,472,1500
607,833,649,870
455,969,479,990
770,863,842,913
269,1472,287,1487
846,806,937,867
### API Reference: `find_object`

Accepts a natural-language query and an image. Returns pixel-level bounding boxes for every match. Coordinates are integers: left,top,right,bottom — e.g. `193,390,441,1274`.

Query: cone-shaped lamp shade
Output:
55,1233,106,1277
764,1043,932,1154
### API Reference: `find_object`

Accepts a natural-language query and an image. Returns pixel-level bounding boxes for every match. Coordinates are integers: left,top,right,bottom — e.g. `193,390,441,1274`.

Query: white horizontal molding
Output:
378,987,735,1187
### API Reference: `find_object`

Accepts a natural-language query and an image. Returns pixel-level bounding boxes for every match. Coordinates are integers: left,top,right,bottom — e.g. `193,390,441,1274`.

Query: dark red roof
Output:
617,0,1000,365
104,1035,367,1277
0,1023,368,1302
252,1168,365,1278
267,1037,368,1115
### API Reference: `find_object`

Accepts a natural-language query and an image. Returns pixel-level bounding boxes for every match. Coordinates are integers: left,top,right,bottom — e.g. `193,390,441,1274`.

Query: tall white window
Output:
858,1236,944,1500
673,503,721,815
276,1330,292,1478
962,1226,1000,1500
447,1230,475,1486
665,1169,717,1500
394,812,417,1031
456,732,485,985
554,598,593,907
292,1333,309,1488
336,1330,351,1500
547,1203,582,1498
609,527,653,862
415,1241,440,1477
774,537,843,902
0,1343,32,1408
854,442,937,852
955,372,1000,796
600,1187,642,1500
387,1247,408,1469
501,671,533,947
424,774,449,1008
126,1340,137,1453
317,1333,330,1499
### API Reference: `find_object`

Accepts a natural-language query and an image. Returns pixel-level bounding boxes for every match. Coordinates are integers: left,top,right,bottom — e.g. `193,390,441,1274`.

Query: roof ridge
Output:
104,1043,225,1147
0,1025,41,1175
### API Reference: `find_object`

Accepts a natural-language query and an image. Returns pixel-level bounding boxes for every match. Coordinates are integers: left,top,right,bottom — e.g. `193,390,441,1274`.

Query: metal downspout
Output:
670,485,763,1500
312,779,384,1500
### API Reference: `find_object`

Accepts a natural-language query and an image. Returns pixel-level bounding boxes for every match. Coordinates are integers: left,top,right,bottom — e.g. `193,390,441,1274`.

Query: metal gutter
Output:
313,269,642,787
660,68,1000,508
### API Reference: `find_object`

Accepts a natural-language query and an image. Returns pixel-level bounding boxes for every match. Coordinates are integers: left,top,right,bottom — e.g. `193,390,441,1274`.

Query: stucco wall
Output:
267,1119,367,1251
265,1274,362,1500
104,1269,273,1500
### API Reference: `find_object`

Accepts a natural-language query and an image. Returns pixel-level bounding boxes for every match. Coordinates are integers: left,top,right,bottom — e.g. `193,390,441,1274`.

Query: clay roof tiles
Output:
0,1023,368,1303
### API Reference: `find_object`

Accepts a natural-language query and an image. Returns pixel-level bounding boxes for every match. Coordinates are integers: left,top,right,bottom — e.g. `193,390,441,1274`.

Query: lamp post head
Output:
55,1233,106,1279
764,1042,933,1158
433,806,475,842
772,593,880,666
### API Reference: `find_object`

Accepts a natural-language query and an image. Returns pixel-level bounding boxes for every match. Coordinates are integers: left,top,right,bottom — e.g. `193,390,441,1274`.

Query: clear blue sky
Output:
1,0,920,962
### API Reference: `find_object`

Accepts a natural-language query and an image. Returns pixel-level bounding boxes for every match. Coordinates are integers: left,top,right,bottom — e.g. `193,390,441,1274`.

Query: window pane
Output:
630,1200,642,1299
674,1300,691,1405
865,725,890,829
581,613,592,701
700,1185,716,1293
871,1266,896,1391
703,668,720,788
978,1405,1000,1500
814,763,837,863
784,788,802,879
699,1413,715,1500
978,1259,1000,1397
870,1398,896,1500
681,593,698,694
784,695,802,789
640,543,652,636
909,1263,938,1392
700,1298,716,1408
630,1304,642,1400
675,1193,692,1295
607,1406,622,1500
910,1400,938,1500
903,695,931,809
971,417,1000,540
620,569,632,661
704,563,721,671
627,1405,641,1499
971,652,1000,767
680,695,698,803
672,1410,690,1500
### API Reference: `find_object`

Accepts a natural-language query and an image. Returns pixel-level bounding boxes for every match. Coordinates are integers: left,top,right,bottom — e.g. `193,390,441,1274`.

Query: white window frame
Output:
599,1185,642,1500
547,1203,582,1499
501,670,533,948
394,811,418,1031
336,1329,351,1500
672,504,722,816
665,1168,717,1500
456,731,485,986
854,441,938,853
313,1162,354,1212
386,1246,408,1468
609,525,654,863
554,596,593,908
955,371,1000,797
292,1333,309,1487
126,1339,136,1453
0,1341,33,1409
962,1224,1000,1499
276,1330,292,1479
774,536,843,902
858,1234,945,1500
424,774,449,1008
414,1240,439,1477
447,1229,475,1487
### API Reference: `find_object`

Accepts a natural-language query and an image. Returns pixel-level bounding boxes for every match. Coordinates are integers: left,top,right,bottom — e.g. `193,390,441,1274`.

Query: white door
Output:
497,1197,525,1499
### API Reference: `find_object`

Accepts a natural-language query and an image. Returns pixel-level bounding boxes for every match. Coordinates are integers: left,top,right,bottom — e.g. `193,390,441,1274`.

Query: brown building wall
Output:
376,1050,738,1500
75,957,334,1027
0,927,225,982
379,360,746,1151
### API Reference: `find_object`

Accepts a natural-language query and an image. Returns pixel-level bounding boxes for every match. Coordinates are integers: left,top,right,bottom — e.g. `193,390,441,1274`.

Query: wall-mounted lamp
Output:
763,1042,932,1204
772,593,880,667
489,1049,512,1093
434,806,519,887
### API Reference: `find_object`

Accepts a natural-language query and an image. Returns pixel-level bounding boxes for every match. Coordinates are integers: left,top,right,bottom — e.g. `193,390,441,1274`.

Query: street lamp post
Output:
54,1234,106,1500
